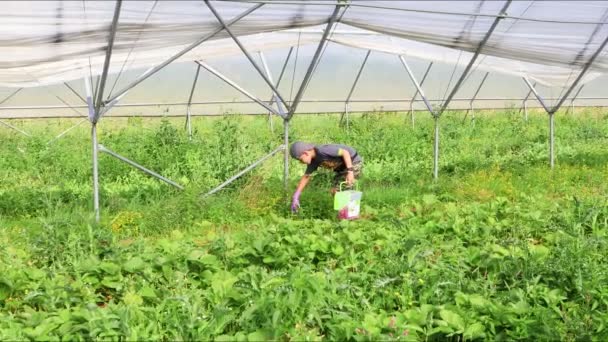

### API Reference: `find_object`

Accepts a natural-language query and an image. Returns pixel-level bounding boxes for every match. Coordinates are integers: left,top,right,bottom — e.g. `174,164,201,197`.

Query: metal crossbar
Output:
203,145,285,197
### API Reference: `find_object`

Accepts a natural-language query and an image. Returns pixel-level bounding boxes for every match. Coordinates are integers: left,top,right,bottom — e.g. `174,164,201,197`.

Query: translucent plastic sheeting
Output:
1,0,608,88
328,33,602,87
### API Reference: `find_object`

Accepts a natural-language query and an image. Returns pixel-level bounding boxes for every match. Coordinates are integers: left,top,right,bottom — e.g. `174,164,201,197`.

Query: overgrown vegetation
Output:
1,109,608,340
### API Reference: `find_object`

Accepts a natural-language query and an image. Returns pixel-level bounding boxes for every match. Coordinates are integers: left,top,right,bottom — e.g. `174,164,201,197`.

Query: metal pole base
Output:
48,118,88,145
0,119,31,137
99,144,184,190
203,145,285,197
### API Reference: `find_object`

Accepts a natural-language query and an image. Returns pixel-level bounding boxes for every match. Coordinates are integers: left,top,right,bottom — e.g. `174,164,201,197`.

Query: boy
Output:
289,141,363,212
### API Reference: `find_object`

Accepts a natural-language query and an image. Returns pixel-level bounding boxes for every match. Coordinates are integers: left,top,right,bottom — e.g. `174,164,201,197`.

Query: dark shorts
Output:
332,161,363,189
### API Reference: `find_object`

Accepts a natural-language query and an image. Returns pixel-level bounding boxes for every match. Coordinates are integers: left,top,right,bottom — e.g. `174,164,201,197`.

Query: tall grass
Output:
1,109,608,340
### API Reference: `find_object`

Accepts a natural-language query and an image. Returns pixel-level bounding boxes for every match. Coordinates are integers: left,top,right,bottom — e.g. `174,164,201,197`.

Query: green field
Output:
2,108,608,340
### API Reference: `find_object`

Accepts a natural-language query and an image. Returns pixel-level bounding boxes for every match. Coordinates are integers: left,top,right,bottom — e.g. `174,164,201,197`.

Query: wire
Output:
107,0,159,100
289,31,301,103
234,1,606,25
555,8,608,104
441,50,463,105
462,1,534,86
297,4,351,102
0,88,22,107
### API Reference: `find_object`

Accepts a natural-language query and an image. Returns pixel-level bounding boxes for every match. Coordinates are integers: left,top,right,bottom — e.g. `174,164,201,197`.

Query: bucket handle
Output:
338,181,359,192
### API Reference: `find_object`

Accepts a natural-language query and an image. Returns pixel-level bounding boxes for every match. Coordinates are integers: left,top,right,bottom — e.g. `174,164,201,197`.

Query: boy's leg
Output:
351,161,362,180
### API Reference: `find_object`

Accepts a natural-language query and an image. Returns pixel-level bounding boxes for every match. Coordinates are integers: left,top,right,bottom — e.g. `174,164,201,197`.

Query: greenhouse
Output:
2,1,608,340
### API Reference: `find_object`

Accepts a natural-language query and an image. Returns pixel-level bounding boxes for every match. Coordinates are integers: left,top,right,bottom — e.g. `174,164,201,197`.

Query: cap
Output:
289,141,315,159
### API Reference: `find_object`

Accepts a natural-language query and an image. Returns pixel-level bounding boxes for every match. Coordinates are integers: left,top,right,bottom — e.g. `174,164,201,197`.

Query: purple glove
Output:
291,190,301,213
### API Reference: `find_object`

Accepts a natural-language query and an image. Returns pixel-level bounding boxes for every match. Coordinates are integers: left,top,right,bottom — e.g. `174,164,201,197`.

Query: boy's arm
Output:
340,149,353,169
340,149,355,185
295,174,311,193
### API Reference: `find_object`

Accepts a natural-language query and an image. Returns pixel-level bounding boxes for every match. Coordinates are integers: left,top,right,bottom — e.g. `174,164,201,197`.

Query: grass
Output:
1,108,608,340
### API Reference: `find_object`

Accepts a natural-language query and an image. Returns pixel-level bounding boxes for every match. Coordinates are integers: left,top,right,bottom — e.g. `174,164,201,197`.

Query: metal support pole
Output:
0,120,31,137
94,0,122,118
569,99,574,115
551,30,608,113
283,120,289,191
439,0,511,115
265,47,294,132
551,31,608,113
399,56,435,115
259,51,287,132
399,55,441,179
197,60,283,117
469,103,475,122
523,77,556,168
186,63,201,139
0,88,22,106
205,0,291,112
409,101,415,127
286,5,342,120
345,102,350,130
268,47,294,108
568,84,585,115
523,77,551,113
47,118,88,145
98,144,184,190
518,83,535,119
98,67,155,118
340,50,371,126
92,123,100,221
407,61,433,128
433,116,440,180
463,71,489,122
105,3,263,106
549,112,555,168
85,76,100,221
203,145,285,197
54,95,88,118
64,82,87,105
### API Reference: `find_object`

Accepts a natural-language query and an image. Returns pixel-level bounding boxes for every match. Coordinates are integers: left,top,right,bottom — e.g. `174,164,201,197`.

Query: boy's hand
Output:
291,198,300,213
291,190,301,213
346,171,355,186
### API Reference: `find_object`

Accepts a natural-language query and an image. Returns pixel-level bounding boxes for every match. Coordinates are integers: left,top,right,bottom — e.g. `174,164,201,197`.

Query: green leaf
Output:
0,278,13,301
123,257,145,273
99,262,120,275
101,278,123,290
247,330,268,341
422,194,438,205
24,268,46,280
528,243,550,260
123,291,143,306
469,294,490,310
439,309,465,331
187,249,206,261
211,270,238,298
200,254,219,267
261,277,285,289
464,322,486,339
332,244,345,256
138,286,156,299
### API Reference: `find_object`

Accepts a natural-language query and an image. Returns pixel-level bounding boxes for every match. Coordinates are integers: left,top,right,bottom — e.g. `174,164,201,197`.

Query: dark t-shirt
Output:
305,144,362,175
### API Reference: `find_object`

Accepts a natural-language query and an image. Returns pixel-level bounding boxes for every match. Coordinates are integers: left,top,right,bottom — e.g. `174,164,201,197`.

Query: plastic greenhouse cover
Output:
0,0,607,88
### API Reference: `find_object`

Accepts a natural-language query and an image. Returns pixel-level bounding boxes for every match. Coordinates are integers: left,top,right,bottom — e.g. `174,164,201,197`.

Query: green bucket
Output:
334,182,362,220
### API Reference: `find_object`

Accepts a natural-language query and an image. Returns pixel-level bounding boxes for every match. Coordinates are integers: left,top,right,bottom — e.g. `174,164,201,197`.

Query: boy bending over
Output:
289,141,362,212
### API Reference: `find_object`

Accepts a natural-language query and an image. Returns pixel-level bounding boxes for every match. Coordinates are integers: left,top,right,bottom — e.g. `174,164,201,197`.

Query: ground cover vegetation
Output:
1,108,608,340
